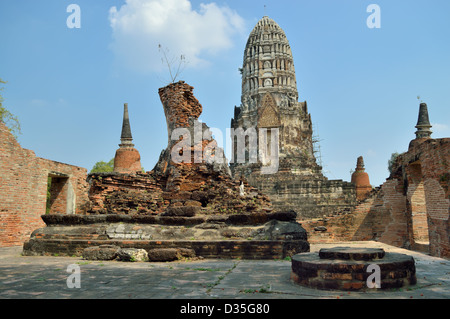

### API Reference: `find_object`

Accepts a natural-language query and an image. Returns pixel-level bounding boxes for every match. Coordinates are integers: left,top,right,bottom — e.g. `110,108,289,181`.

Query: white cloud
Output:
108,0,245,74
365,149,376,157
431,123,449,133
30,99,48,108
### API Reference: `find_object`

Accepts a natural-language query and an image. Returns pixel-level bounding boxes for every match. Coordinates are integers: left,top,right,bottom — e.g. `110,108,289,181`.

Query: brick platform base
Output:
291,247,416,290
22,213,310,260
23,238,309,260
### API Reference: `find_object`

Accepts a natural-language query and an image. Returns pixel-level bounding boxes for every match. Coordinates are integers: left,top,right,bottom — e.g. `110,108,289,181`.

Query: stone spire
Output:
355,156,365,171
240,15,298,102
414,102,432,139
120,103,134,148
114,103,141,173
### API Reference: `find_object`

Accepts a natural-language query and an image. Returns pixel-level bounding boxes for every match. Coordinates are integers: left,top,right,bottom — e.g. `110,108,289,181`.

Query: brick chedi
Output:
351,156,372,200
230,16,357,219
23,81,310,260
113,103,142,173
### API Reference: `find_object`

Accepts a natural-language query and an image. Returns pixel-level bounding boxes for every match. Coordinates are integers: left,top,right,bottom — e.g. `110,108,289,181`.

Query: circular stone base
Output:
319,247,385,261
291,247,416,291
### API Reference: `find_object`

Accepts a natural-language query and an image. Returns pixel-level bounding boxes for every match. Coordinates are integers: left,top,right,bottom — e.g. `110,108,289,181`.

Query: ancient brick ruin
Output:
230,16,358,219
0,121,89,247
21,81,310,260
302,103,450,259
86,81,274,218
0,15,447,270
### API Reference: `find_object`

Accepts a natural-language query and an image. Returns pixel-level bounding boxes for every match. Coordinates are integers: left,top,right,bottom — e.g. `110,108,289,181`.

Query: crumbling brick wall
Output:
302,138,449,259
86,81,272,216
302,180,408,246
401,138,449,257
0,122,89,247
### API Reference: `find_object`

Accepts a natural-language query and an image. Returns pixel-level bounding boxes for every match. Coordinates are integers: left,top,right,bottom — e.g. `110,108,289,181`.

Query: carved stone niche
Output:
258,93,280,128
264,78,273,87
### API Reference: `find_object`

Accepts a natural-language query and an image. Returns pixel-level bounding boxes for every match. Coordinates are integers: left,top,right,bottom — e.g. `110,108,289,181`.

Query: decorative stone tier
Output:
247,172,357,219
22,213,310,260
291,247,416,291
318,247,385,261
23,239,308,260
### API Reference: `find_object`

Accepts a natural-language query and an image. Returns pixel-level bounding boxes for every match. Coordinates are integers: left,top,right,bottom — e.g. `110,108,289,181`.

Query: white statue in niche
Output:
242,96,254,112
287,93,296,104
239,181,246,196
264,78,273,87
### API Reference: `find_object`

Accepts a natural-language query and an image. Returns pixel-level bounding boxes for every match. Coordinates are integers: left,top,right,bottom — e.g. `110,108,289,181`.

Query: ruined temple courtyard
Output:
1,241,449,300
1,13,449,306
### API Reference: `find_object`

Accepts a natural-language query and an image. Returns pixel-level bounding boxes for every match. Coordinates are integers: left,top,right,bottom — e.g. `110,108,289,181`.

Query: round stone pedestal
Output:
291,247,416,291
318,247,385,261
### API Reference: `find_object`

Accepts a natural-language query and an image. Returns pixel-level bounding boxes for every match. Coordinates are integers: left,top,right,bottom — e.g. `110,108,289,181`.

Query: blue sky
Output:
1,0,449,187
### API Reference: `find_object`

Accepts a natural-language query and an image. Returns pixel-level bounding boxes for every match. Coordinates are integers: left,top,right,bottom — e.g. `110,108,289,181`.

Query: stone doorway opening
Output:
46,172,75,215
406,162,430,253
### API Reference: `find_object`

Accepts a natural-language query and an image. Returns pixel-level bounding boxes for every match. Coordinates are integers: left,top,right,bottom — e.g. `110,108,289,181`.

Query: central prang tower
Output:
230,16,357,219
231,16,320,177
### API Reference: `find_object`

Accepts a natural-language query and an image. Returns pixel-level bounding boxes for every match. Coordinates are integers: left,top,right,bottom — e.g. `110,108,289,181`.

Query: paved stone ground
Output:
0,241,449,299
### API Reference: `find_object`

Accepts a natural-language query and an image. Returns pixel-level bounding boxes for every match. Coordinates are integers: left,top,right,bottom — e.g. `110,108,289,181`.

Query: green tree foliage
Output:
90,158,145,173
0,78,21,138
90,158,115,173
387,152,400,175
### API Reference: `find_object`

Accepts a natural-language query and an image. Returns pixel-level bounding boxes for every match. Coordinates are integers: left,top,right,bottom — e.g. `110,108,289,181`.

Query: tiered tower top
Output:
241,16,298,103
415,102,432,139
120,103,134,148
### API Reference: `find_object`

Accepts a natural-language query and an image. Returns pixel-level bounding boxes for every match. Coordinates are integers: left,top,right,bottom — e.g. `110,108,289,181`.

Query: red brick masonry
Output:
0,122,89,247
303,138,449,259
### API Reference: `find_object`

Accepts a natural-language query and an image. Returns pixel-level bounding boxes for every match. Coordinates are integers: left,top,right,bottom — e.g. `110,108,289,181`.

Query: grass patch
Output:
205,262,239,293
240,284,271,294
186,267,222,272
